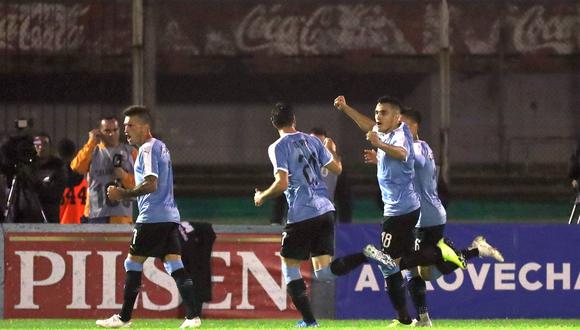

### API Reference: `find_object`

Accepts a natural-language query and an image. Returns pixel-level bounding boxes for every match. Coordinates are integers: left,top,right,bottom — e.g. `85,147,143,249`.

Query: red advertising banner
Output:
4,231,304,319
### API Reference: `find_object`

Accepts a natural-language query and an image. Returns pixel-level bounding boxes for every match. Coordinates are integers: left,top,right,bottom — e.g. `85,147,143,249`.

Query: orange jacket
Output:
60,178,88,224
71,140,137,224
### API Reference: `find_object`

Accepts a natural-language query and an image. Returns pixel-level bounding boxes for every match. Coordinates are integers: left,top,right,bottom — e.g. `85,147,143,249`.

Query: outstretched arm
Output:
333,95,375,132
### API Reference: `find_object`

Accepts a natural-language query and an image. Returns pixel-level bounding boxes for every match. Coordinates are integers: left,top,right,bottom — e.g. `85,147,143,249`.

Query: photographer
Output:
33,133,67,223
0,134,64,223
71,116,136,224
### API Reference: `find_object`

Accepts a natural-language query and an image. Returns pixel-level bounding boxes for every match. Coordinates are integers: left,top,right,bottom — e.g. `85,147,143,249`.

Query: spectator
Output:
58,138,88,224
33,133,67,223
71,116,137,224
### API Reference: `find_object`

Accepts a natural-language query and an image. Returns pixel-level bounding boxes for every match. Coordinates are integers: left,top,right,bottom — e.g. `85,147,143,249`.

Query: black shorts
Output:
280,212,335,260
414,224,460,275
129,222,181,259
413,224,445,252
380,208,420,258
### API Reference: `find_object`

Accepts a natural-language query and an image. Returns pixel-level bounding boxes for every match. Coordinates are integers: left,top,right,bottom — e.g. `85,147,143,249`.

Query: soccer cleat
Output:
471,236,504,262
295,320,319,328
363,244,400,275
437,238,466,269
386,319,414,327
412,318,433,327
179,317,202,328
96,314,132,328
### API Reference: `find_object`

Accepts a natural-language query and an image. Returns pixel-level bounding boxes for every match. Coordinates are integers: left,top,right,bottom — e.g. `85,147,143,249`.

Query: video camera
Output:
0,118,37,177
0,134,38,178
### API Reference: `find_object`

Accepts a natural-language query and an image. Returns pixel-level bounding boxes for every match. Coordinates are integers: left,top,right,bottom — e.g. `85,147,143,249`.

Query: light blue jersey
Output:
268,132,335,224
134,138,180,224
374,123,420,216
413,140,446,227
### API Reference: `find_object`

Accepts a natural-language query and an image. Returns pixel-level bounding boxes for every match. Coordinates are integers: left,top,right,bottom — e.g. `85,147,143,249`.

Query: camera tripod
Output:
4,174,47,223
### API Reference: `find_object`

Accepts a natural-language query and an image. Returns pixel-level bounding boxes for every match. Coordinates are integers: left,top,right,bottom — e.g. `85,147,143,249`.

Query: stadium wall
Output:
1,71,577,167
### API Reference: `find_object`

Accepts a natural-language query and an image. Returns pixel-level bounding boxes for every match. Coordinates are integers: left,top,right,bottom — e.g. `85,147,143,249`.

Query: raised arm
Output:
333,95,375,132
70,129,100,174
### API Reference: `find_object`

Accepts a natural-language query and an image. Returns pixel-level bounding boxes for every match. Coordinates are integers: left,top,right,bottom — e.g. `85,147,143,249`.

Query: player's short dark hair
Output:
401,108,422,125
270,102,294,129
123,105,153,125
376,95,403,112
309,127,327,137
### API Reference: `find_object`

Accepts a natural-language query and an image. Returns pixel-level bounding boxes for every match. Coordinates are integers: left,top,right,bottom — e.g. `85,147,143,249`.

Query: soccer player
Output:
96,106,201,329
333,95,463,327
363,108,504,326
254,103,372,328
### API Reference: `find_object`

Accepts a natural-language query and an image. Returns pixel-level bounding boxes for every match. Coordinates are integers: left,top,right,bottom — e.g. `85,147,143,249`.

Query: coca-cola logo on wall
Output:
0,1,577,57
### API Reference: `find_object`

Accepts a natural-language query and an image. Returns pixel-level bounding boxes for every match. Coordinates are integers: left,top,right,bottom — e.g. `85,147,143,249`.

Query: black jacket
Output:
179,222,216,303
36,156,67,223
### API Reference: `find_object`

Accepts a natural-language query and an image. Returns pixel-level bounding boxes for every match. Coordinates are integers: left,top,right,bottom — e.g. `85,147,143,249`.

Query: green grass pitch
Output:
1,319,579,329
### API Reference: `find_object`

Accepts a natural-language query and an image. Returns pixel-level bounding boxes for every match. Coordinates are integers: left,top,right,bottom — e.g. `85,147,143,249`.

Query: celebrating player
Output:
363,108,504,326
254,102,374,328
334,95,464,327
96,106,201,329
